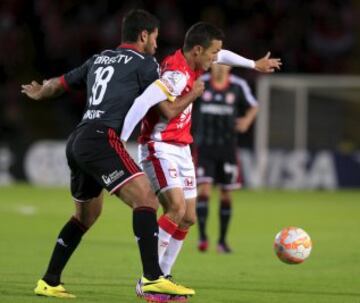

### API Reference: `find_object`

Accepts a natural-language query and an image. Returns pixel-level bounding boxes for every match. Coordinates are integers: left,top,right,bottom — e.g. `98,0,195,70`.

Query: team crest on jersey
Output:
169,71,184,84
168,168,177,178
226,92,235,104
202,90,212,102
160,71,186,96
160,78,175,94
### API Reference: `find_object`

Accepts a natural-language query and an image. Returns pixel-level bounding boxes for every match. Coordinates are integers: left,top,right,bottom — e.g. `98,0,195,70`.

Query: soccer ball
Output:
274,227,312,264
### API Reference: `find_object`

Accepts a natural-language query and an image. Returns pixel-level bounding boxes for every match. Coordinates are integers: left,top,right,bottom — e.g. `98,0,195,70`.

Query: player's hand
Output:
191,79,205,98
21,80,44,100
254,52,282,73
235,117,251,133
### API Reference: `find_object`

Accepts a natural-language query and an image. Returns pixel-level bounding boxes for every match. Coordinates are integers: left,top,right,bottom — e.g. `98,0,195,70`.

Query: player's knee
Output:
198,183,212,197
74,214,95,229
220,189,232,201
181,214,197,228
74,200,103,228
77,209,102,227
134,193,159,210
142,194,159,210
165,202,186,223
91,207,102,221
118,176,159,210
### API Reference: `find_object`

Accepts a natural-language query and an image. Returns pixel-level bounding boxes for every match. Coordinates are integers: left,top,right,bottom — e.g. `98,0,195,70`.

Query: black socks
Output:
43,207,164,284
133,207,163,280
196,195,209,241
219,200,231,244
43,217,88,286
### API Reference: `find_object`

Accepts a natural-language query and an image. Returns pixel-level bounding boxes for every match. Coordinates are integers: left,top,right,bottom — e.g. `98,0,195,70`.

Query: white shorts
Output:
138,141,197,200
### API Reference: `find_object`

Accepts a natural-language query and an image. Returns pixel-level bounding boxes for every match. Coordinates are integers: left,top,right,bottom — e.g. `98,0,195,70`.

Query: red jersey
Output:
139,49,203,145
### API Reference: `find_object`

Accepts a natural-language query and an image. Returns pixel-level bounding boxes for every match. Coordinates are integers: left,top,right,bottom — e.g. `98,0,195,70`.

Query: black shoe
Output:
217,242,232,253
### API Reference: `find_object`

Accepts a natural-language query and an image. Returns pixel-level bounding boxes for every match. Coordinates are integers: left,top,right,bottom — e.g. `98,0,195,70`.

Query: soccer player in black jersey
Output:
21,9,202,300
192,64,259,253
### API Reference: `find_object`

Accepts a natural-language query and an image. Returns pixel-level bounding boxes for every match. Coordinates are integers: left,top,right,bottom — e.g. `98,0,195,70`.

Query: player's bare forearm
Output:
245,106,259,124
157,93,194,120
235,106,259,133
158,79,204,120
159,91,198,119
21,77,65,100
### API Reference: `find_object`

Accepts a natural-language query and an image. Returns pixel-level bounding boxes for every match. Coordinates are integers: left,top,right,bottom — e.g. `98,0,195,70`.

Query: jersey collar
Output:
210,75,230,91
118,43,142,53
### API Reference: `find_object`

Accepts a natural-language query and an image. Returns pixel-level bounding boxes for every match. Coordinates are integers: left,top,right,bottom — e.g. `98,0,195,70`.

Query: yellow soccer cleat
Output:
138,276,195,296
34,279,76,298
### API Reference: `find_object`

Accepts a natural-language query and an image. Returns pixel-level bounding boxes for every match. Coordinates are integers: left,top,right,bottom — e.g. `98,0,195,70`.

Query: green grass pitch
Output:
0,184,359,303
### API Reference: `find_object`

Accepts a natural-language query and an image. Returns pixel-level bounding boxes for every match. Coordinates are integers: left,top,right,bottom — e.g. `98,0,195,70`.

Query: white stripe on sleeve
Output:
229,75,258,106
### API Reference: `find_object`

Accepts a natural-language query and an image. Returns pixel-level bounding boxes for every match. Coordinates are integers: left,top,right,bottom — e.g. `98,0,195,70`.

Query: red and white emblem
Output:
184,177,194,187
226,92,235,104
168,168,177,178
202,90,212,102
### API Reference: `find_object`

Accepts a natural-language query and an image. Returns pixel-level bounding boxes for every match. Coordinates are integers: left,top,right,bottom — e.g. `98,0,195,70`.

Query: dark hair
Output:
121,9,159,43
183,22,225,52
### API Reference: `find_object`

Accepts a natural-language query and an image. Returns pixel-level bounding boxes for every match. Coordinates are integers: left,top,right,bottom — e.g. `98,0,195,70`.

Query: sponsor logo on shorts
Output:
102,170,124,186
184,177,194,187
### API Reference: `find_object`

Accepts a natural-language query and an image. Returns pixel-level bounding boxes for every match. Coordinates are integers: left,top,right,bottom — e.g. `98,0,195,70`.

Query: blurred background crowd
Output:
0,0,359,150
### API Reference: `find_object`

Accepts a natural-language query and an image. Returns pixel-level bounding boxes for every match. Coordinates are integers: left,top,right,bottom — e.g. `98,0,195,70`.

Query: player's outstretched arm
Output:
21,77,65,100
254,52,281,73
215,50,281,73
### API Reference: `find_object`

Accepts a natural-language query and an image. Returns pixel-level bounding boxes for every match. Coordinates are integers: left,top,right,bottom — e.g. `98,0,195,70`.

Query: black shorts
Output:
194,145,242,190
66,123,143,201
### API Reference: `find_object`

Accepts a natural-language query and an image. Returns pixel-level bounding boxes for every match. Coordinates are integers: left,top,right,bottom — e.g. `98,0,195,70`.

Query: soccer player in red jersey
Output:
121,22,281,291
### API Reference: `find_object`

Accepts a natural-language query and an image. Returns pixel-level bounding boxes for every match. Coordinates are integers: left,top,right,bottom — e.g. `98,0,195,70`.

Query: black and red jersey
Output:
61,45,159,133
192,73,258,147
